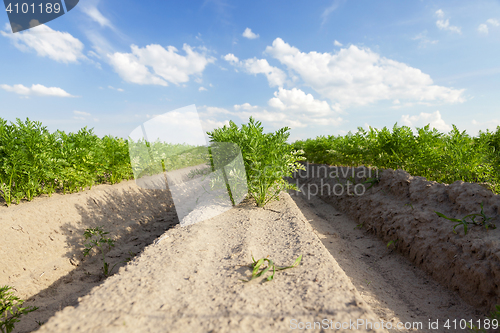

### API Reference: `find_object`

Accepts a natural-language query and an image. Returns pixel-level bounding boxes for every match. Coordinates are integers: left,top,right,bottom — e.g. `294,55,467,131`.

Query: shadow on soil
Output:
14,187,179,333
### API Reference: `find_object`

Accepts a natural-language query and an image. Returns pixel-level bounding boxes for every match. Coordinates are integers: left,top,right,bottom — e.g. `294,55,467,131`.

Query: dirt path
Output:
36,193,388,333
290,188,484,333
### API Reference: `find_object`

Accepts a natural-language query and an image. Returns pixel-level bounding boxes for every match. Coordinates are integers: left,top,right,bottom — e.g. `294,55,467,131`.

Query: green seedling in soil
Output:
405,203,414,210
362,177,380,190
435,202,496,235
240,255,302,282
387,240,398,248
0,285,38,333
467,304,500,332
83,226,119,276
354,223,364,230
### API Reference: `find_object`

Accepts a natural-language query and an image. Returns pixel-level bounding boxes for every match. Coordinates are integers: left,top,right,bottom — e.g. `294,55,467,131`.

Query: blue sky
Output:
1,0,500,142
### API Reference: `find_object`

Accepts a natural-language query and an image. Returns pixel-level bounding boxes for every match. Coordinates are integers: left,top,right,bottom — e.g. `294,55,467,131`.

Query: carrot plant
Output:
293,123,500,193
435,202,496,235
0,285,38,333
207,117,305,207
83,227,120,276
0,118,134,206
240,255,302,282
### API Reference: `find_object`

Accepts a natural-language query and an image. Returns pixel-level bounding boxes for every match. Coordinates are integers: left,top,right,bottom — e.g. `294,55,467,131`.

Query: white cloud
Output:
74,110,91,116
478,24,489,34
333,40,343,47
199,86,207,91
80,1,115,30
400,110,452,132
321,0,344,25
0,23,85,63
234,103,258,111
436,19,461,34
265,38,465,108
223,53,239,63
223,54,287,87
435,9,444,18
199,102,343,130
412,31,438,47
0,84,74,97
108,86,124,92
242,28,259,39
200,119,230,132
487,19,500,26
478,19,499,35
108,44,215,86
268,87,338,116
242,58,287,87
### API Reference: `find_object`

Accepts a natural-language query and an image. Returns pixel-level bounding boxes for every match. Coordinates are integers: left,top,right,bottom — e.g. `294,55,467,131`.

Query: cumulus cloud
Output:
242,28,259,39
487,18,500,26
265,38,466,108
400,110,452,132
478,24,489,34
0,23,85,63
268,87,339,116
0,84,75,97
199,86,207,91
234,103,258,111
435,9,444,18
223,54,287,87
223,53,239,63
242,58,287,87
108,44,215,86
333,40,343,47
478,18,499,35
436,19,461,34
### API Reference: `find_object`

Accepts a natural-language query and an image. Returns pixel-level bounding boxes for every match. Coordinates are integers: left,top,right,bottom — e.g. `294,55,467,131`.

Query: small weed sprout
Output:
405,203,414,210
435,202,496,235
83,226,119,276
0,285,38,333
354,223,364,230
387,239,398,248
240,255,302,282
362,177,380,190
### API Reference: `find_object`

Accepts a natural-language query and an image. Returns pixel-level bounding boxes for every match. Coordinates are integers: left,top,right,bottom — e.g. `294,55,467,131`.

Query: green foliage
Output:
435,202,496,235
83,226,119,276
0,285,38,333
128,139,209,178
292,123,500,193
207,117,306,207
0,118,134,206
240,255,302,282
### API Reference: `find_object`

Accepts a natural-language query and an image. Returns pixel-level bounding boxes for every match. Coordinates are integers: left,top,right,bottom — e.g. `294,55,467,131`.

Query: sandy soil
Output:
291,163,500,316
1,164,497,332
0,181,177,333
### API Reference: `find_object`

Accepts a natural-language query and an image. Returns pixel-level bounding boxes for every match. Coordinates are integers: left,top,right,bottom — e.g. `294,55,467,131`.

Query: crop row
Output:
0,118,137,206
292,124,500,194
